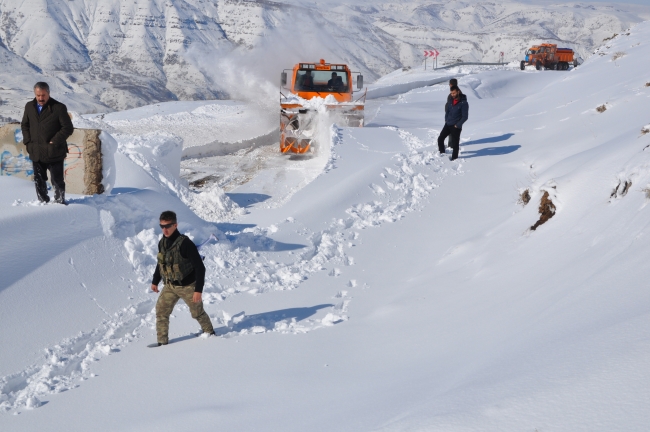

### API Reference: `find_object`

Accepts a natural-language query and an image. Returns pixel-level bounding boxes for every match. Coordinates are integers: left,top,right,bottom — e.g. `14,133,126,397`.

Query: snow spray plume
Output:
185,8,361,156
186,7,355,110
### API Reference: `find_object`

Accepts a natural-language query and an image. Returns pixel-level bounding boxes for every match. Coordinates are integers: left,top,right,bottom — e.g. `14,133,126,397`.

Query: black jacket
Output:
21,98,74,163
152,230,206,292
444,94,469,129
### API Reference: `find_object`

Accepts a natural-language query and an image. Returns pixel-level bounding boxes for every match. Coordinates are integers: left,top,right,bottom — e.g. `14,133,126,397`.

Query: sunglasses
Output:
159,222,176,229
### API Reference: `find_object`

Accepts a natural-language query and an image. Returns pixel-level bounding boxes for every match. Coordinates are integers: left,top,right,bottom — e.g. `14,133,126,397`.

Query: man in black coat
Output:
438,85,469,161
20,82,74,204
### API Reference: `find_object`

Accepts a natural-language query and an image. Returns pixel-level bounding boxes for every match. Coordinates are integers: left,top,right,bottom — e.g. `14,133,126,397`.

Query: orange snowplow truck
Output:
520,44,577,71
280,59,365,154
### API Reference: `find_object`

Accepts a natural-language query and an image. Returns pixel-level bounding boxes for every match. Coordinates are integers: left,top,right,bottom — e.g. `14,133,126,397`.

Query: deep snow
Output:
1,20,650,432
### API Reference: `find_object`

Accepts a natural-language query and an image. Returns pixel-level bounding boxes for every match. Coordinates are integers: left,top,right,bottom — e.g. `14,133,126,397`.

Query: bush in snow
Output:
530,191,556,231
610,180,632,199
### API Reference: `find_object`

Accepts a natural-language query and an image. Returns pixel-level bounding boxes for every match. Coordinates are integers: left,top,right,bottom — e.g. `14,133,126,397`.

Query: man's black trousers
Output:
437,123,462,160
33,160,65,203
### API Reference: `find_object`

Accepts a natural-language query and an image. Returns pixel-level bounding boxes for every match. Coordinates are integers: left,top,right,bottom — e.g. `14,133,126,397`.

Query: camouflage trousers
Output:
155,283,214,344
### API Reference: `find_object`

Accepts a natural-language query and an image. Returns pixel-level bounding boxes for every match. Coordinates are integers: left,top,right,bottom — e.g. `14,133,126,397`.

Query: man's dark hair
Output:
33,82,50,93
450,85,460,92
159,210,177,223
449,79,458,86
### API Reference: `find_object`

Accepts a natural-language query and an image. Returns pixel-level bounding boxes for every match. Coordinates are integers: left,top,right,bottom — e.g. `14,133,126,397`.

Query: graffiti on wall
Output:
0,127,87,194
0,150,33,176
64,144,83,178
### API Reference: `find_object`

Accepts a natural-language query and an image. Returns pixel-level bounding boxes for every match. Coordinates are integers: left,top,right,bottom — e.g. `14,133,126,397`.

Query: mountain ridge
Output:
0,0,648,120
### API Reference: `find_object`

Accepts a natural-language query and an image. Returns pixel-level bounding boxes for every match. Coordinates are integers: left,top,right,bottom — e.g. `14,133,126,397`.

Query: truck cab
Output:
525,47,541,63
282,60,363,103
279,60,365,154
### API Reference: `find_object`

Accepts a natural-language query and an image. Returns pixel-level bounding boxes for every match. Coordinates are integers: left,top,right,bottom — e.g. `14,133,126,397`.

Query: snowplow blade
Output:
280,135,312,154
280,103,364,154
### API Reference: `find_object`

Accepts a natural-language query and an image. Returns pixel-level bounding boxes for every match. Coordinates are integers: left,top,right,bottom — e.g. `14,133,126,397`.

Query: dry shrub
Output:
622,181,632,196
642,126,649,135
612,51,626,61
530,191,556,231
519,189,531,206
646,82,650,87
596,104,607,113
611,180,632,199
644,187,650,200
603,33,618,42
189,175,216,188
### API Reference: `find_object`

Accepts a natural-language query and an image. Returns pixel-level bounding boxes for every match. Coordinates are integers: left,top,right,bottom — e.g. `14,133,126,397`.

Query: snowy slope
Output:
1,0,648,121
75,99,278,157
1,19,650,432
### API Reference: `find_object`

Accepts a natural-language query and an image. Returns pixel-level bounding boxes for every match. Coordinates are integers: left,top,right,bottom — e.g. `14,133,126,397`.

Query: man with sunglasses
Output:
150,211,214,346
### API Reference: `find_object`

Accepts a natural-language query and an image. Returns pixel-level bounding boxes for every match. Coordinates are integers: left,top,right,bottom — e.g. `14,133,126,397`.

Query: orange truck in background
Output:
520,44,578,71
280,59,365,154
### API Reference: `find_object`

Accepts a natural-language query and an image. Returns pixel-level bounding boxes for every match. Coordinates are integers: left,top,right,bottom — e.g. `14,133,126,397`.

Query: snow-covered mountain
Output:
0,0,648,120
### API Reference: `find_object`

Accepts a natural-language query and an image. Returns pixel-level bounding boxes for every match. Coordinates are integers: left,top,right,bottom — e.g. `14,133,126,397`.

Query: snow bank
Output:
98,131,117,194
80,100,277,155
366,67,459,99
365,64,524,100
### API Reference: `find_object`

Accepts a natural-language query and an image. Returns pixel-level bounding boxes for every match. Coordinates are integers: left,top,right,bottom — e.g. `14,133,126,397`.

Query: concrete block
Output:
0,123,105,195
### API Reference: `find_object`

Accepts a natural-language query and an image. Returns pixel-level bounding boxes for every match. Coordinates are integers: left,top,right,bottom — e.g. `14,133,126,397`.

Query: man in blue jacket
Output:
438,85,469,161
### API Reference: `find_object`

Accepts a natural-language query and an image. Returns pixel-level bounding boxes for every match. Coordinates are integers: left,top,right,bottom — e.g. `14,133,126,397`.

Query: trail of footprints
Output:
0,125,463,413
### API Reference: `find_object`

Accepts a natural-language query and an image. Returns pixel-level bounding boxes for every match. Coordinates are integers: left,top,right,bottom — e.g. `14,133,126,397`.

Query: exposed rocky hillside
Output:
0,0,647,120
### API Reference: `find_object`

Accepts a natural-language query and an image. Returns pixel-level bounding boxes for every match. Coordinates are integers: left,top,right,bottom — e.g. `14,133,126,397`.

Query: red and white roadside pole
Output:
424,49,440,70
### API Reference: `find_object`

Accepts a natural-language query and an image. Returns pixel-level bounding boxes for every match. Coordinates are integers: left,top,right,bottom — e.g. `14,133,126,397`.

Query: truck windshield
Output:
295,70,349,92
526,49,537,55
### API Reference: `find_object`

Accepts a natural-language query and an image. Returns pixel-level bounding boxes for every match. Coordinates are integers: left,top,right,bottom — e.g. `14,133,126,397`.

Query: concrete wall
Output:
0,123,105,195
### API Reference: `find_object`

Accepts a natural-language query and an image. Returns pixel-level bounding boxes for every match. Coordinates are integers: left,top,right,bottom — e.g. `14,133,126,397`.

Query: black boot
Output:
33,162,50,203
54,190,67,205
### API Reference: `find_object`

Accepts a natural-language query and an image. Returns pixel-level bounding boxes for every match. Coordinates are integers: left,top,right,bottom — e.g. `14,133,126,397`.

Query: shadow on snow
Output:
462,133,515,146
214,304,334,336
226,193,272,208
462,144,521,158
